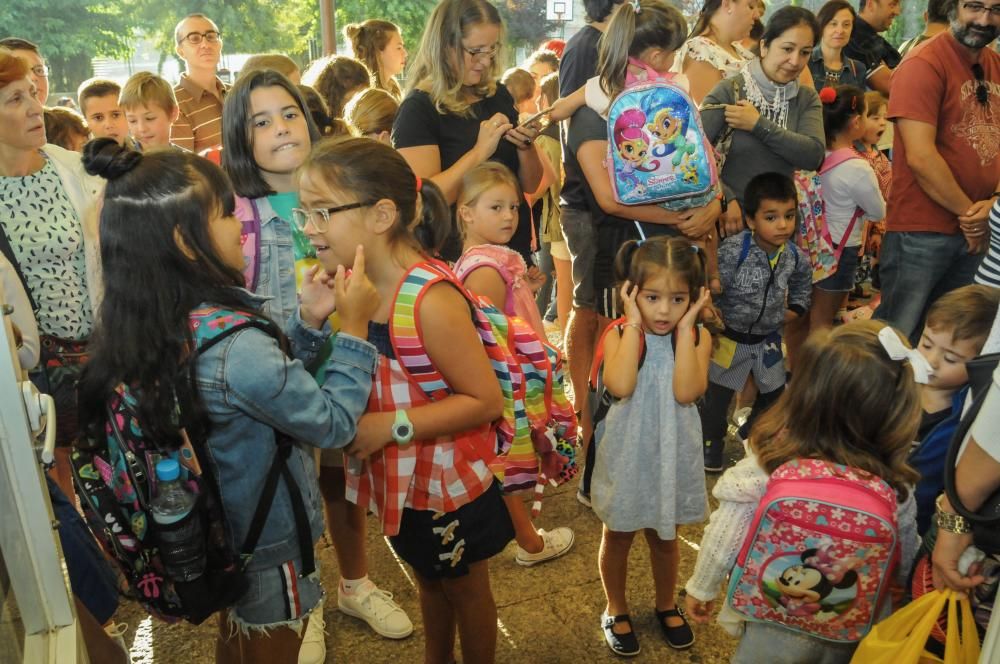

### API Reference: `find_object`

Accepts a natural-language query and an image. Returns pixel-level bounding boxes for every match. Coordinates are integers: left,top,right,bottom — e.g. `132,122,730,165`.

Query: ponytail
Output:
413,179,453,256
596,0,686,100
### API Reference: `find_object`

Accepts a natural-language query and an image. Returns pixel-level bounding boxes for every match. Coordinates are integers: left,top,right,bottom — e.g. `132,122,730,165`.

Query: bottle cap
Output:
156,458,180,481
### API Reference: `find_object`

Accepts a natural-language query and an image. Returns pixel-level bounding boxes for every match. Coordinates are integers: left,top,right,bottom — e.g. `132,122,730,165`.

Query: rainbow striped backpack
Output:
389,261,578,500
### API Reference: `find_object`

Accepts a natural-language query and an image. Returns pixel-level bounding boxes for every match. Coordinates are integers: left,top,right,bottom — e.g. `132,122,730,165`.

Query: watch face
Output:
397,424,412,438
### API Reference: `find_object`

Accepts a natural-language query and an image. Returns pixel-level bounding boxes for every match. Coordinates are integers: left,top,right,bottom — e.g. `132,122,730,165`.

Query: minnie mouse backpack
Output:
725,458,899,643
605,57,718,211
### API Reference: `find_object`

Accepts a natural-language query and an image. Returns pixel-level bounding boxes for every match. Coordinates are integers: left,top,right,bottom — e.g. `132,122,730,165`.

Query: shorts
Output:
815,245,861,292
595,286,621,320
550,239,570,261
388,482,514,580
318,447,345,468
229,559,324,632
560,206,597,309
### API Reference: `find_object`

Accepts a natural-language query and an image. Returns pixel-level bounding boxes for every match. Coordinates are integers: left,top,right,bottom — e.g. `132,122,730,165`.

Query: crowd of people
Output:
1,0,1000,662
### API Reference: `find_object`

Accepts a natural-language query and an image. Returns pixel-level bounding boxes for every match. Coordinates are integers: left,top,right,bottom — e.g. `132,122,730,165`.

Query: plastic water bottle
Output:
151,458,206,582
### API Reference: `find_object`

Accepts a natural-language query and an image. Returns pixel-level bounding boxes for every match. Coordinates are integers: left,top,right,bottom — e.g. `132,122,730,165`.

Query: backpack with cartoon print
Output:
605,57,718,211
725,458,900,643
70,306,314,625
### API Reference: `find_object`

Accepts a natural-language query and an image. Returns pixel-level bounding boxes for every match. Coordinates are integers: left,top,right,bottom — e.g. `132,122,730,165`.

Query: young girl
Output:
220,69,413,648
453,161,575,567
684,320,923,663
808,84,885,332
77,138,378,663
854,91,891,298
593,236,712,656
296,136,514,664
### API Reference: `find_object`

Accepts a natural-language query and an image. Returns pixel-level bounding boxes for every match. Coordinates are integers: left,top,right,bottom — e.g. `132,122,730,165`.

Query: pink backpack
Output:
726,458,899,643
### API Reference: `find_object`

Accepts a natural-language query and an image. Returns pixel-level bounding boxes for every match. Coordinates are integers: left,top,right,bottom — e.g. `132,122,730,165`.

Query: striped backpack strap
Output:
388,263,455,398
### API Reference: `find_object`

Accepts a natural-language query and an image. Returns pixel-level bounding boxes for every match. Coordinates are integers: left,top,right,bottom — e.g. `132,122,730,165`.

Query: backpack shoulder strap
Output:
818,147,863,174
0,223,37,312
236,196,262,292
188,306,279,357
588,317,647,390
735,231,754,272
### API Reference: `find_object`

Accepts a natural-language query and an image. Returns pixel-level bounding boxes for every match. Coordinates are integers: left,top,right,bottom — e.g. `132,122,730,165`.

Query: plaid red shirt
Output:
344,354,495,536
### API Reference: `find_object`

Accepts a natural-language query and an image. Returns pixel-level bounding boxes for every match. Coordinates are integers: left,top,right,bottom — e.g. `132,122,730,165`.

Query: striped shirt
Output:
975,199,1000,288
171,74,228,153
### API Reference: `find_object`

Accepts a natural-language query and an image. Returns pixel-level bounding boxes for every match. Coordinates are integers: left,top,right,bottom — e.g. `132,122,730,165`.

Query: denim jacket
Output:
194,291,376,570
250,196,299,325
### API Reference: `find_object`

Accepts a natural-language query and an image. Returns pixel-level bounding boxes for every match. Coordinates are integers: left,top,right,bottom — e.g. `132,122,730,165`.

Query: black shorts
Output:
388,482,514,580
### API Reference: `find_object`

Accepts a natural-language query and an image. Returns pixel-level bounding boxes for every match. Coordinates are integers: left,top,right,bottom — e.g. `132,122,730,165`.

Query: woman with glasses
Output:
393,0,550,265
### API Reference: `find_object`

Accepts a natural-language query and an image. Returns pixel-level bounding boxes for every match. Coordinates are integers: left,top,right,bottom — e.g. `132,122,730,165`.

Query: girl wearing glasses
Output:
220,69,416,651
298,136,515,664
394,0,551,266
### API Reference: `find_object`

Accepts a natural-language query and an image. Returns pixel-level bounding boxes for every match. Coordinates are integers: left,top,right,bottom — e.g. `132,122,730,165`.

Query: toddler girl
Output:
296,136,514,664
854,90,891,298
454,161,575,567
685,320,924,664
592,236,712,656
221,69,412,644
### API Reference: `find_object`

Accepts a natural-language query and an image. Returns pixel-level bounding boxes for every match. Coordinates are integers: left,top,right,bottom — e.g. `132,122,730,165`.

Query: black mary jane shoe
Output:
601,612,641,657
656,607,695,650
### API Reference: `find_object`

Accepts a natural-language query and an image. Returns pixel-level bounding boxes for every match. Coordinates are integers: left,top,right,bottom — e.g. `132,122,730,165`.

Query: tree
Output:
0,0,134,95
335,0,434,56
498,0,557,52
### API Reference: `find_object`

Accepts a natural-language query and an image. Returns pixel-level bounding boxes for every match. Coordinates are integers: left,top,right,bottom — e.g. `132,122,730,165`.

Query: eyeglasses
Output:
180,30,223,45
291,202,373,233
30,65,49,78
973,63,989,106
462,43,499,60
962,1,1000,16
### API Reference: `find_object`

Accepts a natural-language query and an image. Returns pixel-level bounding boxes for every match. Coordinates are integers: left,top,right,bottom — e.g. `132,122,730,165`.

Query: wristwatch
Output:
935,494,972,535
391,409,414,446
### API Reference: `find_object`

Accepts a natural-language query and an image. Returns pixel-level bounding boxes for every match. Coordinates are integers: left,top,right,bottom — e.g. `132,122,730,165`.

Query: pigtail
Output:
597,3,638,100
412,178,453,256
614,239,643,284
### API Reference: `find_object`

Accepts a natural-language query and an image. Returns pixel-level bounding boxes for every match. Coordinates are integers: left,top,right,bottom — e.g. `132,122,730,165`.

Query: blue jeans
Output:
873,231,983,341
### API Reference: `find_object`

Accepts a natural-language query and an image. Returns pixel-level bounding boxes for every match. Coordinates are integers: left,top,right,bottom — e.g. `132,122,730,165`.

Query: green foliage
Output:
498,0,557,50
335,0,434,56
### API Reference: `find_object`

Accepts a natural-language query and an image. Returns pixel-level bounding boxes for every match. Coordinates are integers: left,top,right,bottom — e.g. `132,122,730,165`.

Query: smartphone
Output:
517,106,553,129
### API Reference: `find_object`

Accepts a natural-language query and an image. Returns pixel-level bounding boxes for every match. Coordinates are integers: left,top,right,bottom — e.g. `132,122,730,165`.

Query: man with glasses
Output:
171,13,227,153
0,38,49,103
874,0,1000,341
844,0,903,95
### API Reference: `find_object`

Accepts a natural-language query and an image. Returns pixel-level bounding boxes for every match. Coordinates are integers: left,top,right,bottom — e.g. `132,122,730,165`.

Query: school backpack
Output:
605,57,719,211
726,458,899,643
389,261,578,498
70,307,314,625
792,148,865,283
236,196,262,291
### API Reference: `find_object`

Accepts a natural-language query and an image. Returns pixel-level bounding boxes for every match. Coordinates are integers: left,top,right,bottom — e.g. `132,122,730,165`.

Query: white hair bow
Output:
878,327,934,384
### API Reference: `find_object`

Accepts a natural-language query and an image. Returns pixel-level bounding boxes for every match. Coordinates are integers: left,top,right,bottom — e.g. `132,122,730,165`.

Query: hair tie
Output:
850,95,858,111
819,87,837,105
415,175,422,192
629,0,641,13
636,238,644,246
878,327,934,384
691,245,699,254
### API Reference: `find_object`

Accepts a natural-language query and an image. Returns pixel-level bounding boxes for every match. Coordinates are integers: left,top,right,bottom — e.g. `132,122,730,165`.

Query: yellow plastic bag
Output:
850,590,980,664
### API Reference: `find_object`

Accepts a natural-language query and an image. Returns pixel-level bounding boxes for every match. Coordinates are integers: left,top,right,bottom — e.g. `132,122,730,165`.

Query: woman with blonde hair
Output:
344,87,399,143
393,0,549,264
343,19,407,98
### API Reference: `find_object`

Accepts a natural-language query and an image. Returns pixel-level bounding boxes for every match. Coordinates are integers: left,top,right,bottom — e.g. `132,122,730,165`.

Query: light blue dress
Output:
591,331,707,539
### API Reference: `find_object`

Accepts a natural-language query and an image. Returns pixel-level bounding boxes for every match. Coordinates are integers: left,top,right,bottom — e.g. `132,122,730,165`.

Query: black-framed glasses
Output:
30,65,49,78
291,202,374,233
973,63,989,106
180,30,222,45
962,1,1000,16
462,43,499,59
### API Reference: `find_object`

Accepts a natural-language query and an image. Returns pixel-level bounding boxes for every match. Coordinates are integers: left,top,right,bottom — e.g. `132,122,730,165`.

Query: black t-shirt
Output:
566,107,677,291
392,85,535,264
843,17,902,83
559,25,602,211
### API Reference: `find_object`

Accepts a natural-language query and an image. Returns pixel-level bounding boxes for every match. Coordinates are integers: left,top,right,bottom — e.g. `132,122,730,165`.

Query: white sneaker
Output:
515,527,575,567
337,581,413,639
298,598,326,664
104,622,131,664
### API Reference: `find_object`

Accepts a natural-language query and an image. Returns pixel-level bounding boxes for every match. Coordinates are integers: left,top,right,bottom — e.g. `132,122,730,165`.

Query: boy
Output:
910,284,1000,535
119,72,180,150
501,67,538,118
78,78,129,146
700,172,812,472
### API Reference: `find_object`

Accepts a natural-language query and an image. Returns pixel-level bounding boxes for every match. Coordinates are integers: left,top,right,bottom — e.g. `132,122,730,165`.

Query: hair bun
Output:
818,87,837,105
343,23,362,40
82,137,143,180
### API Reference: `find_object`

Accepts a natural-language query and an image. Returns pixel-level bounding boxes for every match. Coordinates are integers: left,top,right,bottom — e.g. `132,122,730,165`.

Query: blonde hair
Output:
864,90,887,117
597,0,687,100
405,0,504,117
343,19,403,98
751,320,921,499
119,71,178,114
240,53,300,81
457,162,522,231
500,67,535,104
344,87,399,137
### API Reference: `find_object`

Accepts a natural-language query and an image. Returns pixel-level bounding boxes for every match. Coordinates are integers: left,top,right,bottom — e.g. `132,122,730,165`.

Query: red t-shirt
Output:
887,32,1000,234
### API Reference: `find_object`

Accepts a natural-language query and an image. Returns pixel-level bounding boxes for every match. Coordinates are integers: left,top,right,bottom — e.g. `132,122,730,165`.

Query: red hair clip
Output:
415,175,423,192
818,87,837,105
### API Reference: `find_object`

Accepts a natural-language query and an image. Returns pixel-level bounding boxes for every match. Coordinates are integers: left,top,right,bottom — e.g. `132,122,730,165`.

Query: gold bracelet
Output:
624,322,643,333
935,494,973,535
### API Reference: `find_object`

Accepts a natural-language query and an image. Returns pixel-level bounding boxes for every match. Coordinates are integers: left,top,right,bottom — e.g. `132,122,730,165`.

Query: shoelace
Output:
361,588,404,619
104,622,128,638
